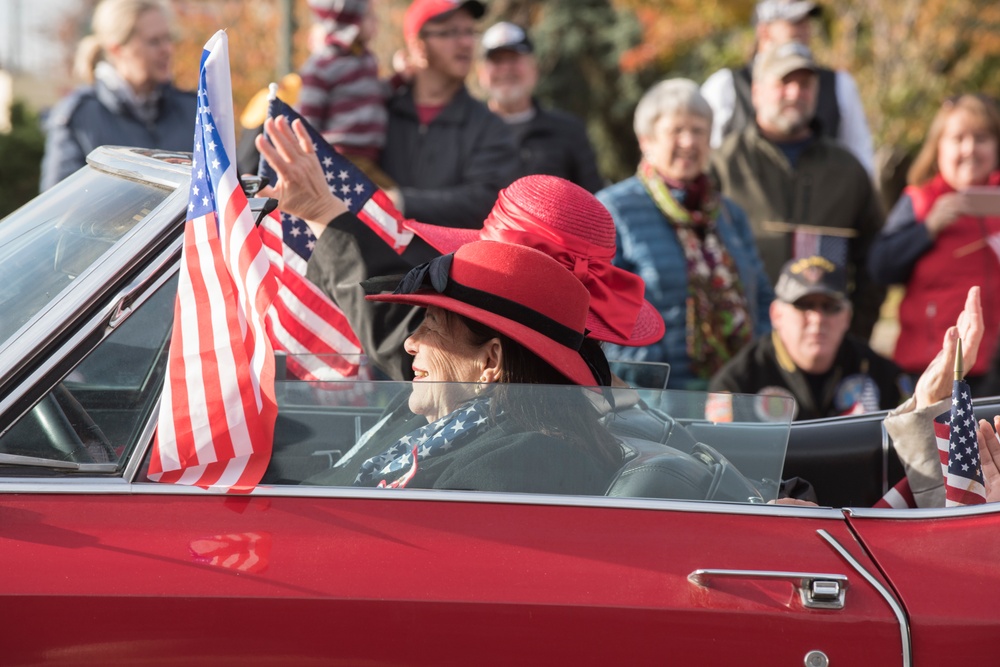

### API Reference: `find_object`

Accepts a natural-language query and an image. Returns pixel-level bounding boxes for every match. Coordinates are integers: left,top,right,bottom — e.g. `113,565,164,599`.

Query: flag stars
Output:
338,170,349,180
322,156,333,168
340,184,351,195
354,183,365,194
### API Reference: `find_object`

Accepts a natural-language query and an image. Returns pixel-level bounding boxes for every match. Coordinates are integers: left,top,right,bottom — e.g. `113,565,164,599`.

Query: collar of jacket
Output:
92,74,169,124
743,120,823,172
390,85,475,125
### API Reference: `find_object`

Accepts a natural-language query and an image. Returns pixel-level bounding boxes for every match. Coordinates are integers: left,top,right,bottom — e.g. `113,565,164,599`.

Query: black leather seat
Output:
606,437,764,503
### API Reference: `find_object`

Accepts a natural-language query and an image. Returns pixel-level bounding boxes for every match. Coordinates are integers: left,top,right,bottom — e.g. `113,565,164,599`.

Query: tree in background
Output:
19,0,1000,206
171,0,313,119
0,102,45,217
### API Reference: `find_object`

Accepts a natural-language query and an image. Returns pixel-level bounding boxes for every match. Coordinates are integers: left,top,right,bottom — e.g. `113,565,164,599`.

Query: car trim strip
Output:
817,528,911,667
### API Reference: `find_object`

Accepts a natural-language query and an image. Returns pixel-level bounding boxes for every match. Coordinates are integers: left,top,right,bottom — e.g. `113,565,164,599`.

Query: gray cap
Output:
774,256,848,304
482,21,533,57
754,0,821,24
753,40,818,82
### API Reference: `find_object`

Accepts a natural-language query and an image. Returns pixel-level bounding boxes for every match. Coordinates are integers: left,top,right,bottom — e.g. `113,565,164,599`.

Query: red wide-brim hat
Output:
402,175,665,347
366,240,600,387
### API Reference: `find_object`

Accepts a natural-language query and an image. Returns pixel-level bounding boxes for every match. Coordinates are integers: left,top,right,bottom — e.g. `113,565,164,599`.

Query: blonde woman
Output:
868,94,1000,393
40,0,196,190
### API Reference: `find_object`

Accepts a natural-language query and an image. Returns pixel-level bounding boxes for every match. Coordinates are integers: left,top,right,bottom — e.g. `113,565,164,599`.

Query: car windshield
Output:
264,375,793,502
0,167,170,350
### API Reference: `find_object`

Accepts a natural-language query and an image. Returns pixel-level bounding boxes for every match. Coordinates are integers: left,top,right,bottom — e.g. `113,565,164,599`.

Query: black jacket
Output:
507,101,604,193
709,332,908,421
40,80,197,191
711,124,885,339
380,86,520,231
305,393,618,494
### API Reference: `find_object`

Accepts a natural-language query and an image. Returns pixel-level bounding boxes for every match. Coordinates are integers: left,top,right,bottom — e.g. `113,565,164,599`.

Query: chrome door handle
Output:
688,569,848,609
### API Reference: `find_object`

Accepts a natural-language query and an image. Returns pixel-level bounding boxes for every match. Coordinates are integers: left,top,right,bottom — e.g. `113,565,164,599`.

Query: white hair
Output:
633,78,714,140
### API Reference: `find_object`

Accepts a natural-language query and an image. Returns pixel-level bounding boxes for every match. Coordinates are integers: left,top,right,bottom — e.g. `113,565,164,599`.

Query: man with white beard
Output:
476,21,604,193
711,41,885,340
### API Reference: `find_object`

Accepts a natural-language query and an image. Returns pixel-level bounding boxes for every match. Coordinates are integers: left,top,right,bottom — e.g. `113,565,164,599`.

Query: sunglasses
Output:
791,297,845,315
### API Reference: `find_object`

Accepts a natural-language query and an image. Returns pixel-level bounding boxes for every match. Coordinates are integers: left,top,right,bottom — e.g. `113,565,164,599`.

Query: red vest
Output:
895,172,1000,375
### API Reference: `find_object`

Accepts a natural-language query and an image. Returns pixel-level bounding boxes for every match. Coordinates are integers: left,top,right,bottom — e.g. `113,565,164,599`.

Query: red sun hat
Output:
402,175,665,347
403,0,486,42
366,240,600,387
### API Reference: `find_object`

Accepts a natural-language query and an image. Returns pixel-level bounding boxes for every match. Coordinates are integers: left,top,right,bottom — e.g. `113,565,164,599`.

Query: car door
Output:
0,265,906,665
848,505,1000,664
2,490,908,665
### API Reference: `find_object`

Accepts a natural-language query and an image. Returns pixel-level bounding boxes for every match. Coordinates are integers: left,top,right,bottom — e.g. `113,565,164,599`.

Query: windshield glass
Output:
0,168,169,349
267,378,793,503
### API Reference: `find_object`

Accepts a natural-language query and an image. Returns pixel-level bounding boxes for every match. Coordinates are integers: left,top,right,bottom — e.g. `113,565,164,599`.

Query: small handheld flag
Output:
934,338,987,507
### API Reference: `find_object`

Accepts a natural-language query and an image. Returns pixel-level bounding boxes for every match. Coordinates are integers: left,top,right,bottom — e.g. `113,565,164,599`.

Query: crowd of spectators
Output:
37,0,1000,434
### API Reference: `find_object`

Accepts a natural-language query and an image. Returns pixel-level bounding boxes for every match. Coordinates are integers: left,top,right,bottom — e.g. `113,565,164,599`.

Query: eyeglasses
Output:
421,28,480,40
791,297,846,315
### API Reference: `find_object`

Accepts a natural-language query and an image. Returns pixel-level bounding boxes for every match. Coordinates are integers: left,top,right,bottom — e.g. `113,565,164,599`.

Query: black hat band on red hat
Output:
388,254,586,351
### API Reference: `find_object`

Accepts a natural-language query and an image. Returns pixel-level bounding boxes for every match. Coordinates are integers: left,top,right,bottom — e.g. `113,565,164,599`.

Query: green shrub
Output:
0,101,45,217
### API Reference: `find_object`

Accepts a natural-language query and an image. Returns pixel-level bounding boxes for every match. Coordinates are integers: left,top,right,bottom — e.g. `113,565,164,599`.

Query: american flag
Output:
873,476,917,509
875,380,988,509
934,379,987,506
257,95,414,381
793,232,849,268
149,32,278,492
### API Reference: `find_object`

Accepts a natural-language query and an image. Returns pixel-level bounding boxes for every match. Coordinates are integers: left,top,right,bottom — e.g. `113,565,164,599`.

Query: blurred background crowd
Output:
3,0,999,210
4,0,1000,413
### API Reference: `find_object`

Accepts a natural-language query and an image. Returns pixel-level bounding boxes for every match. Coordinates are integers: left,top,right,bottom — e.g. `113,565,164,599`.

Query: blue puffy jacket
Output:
597,176,774,390
40,78,197,191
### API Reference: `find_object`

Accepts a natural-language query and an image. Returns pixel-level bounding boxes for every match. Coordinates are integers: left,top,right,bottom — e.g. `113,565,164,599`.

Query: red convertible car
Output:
1,148,997,665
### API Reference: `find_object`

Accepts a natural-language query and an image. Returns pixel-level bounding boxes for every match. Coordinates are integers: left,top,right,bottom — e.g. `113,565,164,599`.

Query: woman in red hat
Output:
257,115,664,382
304,240,622,492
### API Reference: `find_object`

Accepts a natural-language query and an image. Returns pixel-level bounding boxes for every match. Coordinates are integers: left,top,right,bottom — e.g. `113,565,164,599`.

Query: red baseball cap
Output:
403,0,486,42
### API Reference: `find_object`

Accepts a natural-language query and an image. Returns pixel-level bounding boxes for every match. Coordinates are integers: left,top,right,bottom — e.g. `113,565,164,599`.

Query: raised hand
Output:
914,286,983,409
977,417,1000,503
254,116,347,235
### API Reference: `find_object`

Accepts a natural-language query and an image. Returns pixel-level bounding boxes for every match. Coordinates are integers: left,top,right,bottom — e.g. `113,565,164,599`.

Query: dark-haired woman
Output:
306,240,622,492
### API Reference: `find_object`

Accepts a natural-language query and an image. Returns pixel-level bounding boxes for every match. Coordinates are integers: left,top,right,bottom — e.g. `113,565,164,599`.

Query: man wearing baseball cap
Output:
709,256,908,420
701,0,873,175
476,21,604,193
380,0,520,237
711,40,885,341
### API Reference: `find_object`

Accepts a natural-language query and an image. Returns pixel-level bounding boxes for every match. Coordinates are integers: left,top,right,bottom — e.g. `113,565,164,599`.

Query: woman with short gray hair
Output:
597,77,774,390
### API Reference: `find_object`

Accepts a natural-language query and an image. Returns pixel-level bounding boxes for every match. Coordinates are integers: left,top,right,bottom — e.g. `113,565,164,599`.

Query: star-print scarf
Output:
354,396,499,488
637,161,752,382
